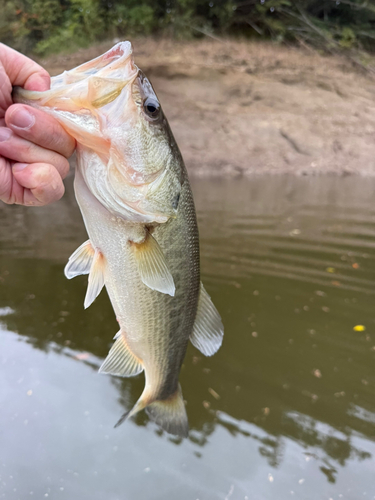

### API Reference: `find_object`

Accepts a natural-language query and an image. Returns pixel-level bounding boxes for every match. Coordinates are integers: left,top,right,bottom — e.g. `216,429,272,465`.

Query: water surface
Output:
1,174,375,500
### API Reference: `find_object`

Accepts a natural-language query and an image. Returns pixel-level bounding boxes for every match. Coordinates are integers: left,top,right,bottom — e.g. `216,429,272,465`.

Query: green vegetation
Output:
1,0,375,56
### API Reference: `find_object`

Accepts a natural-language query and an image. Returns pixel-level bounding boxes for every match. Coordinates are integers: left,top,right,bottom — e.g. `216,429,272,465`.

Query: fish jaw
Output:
13,42,138,155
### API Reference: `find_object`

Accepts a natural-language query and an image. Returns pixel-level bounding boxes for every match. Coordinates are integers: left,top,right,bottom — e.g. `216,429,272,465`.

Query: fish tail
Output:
145,384,189,438
114,384,189,438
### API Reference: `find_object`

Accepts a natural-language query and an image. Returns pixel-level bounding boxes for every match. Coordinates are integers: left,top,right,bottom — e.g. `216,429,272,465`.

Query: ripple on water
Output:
1,174,375,499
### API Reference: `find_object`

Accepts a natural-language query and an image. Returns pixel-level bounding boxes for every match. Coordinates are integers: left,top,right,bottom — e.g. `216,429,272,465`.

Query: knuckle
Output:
23,140,36,156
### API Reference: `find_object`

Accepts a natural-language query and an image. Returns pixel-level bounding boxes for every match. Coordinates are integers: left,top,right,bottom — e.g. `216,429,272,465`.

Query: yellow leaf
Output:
353,325,366,332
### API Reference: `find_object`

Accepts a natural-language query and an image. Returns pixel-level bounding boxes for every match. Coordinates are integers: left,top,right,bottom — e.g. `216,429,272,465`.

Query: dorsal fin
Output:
131,232,175,296
190,283,224,356
84,249,105,309
99,331,143,377
64,240,95,279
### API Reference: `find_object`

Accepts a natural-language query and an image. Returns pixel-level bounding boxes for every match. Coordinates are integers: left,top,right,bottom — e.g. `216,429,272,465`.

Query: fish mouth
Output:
13,41,138,111
13,41,139,159
56,41,136,85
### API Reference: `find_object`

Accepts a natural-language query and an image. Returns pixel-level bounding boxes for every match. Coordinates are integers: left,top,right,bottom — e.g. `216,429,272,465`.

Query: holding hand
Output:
0,44,75,206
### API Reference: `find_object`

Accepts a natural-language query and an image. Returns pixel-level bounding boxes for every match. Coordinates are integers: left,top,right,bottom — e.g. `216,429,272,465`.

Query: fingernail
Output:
9,108,35,130
0,128,12,142
12,163,28,173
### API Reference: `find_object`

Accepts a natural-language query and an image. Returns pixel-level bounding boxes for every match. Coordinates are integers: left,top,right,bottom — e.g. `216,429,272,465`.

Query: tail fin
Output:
145,385,189,437
114,384,189,438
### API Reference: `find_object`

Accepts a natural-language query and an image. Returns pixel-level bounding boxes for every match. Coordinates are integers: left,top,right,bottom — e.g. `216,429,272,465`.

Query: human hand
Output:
0,44,75,206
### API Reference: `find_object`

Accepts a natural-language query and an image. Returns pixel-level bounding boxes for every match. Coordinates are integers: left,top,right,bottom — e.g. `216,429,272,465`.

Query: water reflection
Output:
1,173,375,499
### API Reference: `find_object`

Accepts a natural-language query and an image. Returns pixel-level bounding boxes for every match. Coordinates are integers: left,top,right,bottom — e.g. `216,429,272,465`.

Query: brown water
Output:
1,174,375,500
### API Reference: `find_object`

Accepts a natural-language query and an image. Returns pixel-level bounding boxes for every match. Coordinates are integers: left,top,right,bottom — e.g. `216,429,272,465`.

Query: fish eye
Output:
144,97,160,119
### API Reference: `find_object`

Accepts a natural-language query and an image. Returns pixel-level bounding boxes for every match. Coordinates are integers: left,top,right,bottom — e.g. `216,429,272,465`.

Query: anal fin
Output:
190,283,224,356
64,240,95,279
99,331,143,377
132,232,175,296
84,249,105,309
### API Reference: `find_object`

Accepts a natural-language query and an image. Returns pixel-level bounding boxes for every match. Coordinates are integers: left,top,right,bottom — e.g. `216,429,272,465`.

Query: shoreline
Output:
41,38,375,177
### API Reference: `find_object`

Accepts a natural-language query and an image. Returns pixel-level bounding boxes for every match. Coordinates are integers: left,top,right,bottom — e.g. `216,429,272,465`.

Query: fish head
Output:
13,42,182,223
105,67,182,222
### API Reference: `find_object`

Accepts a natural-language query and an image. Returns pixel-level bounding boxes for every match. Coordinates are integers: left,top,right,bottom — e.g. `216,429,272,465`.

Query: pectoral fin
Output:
99,331,143,377
84,249,105,309
132,233,175,296
64,240,95,279
190,283,224,356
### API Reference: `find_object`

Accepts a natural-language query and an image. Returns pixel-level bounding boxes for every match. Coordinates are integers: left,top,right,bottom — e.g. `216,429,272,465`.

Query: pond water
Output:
1,173,375,500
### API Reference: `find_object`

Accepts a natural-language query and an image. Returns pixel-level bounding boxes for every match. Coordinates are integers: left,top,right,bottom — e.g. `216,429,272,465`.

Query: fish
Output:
14,42,224,437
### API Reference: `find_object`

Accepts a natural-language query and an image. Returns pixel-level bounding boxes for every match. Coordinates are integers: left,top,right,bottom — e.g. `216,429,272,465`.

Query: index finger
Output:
0,43,50,91
5,104,76,159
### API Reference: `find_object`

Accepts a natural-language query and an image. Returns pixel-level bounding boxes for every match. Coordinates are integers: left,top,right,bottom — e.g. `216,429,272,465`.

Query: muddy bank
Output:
39,38,375,176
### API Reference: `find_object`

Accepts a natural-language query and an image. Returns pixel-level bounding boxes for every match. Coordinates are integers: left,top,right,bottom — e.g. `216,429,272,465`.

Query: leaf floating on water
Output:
302,389,318,401
334,391,345,397
326,267,336,273
74,352,90,360
208,387,220,400
352,263,360,269
353,325,366,332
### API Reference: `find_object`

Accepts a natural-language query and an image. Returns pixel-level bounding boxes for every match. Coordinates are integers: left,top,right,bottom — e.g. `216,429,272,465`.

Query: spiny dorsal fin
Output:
84,249,105,309
132,232,175,296
99,331,143,377
64,240,95,279
190,283,224,356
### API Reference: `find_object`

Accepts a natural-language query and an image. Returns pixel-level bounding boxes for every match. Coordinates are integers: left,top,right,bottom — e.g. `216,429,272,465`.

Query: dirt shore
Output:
39,38,375,176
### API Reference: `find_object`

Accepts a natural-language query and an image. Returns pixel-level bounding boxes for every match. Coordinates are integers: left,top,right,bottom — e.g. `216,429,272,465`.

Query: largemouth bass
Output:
14,42,223,437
